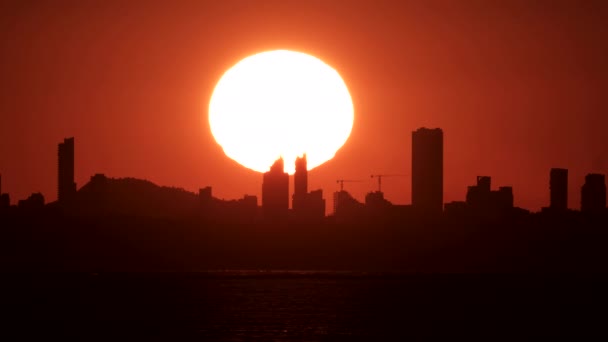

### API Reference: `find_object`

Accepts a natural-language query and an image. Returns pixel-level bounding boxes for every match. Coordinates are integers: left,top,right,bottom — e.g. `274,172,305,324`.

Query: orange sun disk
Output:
208,50,354,174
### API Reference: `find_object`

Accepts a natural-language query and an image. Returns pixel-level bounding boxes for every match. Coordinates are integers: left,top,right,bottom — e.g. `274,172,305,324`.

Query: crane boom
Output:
336,179,364,191
370,174,407,192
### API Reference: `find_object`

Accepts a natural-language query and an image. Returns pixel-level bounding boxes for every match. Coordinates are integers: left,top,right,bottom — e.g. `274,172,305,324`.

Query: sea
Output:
4,271,608,340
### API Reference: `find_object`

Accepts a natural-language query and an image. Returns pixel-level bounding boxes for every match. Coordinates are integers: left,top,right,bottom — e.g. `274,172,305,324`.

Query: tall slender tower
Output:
412,127,443,215
293,154,308,212
262,158,289,220
550,168,568,211
58,137,76,203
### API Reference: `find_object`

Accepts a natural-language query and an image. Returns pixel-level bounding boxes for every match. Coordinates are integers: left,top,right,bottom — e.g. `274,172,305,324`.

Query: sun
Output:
208,50,354,174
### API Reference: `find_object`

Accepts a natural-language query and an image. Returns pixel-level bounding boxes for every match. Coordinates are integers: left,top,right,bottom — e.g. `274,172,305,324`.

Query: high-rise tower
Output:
262,158,289,220
293,154,308,212
412,127,443,215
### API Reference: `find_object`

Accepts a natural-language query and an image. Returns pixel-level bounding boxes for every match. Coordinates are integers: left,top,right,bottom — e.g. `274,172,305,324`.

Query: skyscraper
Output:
291,155,325,220
58,137,76,203
550,168,568,211
292,154,308,212
581,173,606,213
412,127,443,214
262,158,289,220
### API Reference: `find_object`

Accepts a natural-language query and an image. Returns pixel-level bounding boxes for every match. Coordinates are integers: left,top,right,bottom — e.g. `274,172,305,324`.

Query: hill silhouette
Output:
72,174,199,219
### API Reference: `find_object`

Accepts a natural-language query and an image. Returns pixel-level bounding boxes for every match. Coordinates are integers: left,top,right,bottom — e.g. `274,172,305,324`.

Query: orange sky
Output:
0,0,606,212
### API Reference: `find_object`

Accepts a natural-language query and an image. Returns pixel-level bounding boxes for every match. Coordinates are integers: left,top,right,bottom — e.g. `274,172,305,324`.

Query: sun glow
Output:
209,50,354,174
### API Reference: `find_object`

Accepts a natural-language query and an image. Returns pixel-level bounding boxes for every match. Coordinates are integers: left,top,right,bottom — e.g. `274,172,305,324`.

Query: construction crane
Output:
336,179,365,191
370,174,407,192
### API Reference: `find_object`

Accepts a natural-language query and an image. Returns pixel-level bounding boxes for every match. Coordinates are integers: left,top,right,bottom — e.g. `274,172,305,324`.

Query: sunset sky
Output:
1,0,606,212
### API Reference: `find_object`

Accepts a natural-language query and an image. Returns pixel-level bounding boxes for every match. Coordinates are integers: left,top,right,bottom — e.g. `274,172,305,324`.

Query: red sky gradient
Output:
1,0,606,212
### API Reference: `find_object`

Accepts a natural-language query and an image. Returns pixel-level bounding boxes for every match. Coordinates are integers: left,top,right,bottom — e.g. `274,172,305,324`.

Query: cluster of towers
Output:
1,132,606,219
543,168,606,214
330,128,443,219
334,127,607,219
0,137,76,212
261,154,325,221
333,127,446,218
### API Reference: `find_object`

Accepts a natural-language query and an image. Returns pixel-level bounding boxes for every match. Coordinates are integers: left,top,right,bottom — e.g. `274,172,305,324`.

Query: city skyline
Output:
2,2,608,339
2,130,607,275
1,1,607,212
1,130,605,215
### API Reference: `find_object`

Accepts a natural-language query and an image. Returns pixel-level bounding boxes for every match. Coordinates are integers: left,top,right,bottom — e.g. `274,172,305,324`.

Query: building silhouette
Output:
365,191,392,217
467,176,492,203
304,189,325,220
333,190,364,221
581,173,606,213
291,155,325,220
412,127,443,215
550,168,568,211
292,154,308,213
466,176,514,213
17,192,45,211
262,158,289,220
58,137,76,204
443,200,468,216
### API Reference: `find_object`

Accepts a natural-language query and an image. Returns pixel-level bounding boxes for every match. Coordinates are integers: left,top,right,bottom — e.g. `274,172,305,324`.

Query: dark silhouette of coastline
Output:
0,132,607,273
